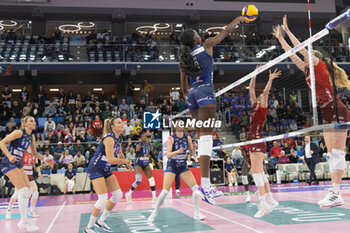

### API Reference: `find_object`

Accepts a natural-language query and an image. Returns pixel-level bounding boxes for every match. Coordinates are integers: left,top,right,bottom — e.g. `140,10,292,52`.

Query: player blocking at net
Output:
178,15,249,205
248,66,281,218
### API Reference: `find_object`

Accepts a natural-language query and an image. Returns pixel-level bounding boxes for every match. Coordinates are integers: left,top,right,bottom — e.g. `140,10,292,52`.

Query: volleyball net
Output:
170,9,350,151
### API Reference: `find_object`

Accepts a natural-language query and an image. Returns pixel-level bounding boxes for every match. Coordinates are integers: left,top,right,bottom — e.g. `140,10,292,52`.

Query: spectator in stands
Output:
304,118,313,127
102,106,112,120
119,98,130,114
53,141,65,160
59,150,74,168
278,151,290,164
298,112,307,126
20,86,29,105
216,146,228,159
267,105,277,122
224,156,238,186
131,128,142,141
6,117,17,129
44,117,56,134
288,149,299,163
83,103,93,116
240,127,247,141
57,88,65,102
270,141,282,159
5,125,14,135
240,111,249,129
110,94,118,106
11,101,21,118
92,115,102,129
98,90,107,103
303,136,320,185
126,80,135,104
57,101,66,116
121,113,129,123
73,151,85,168
93,122,103,139
130,114,140,126
31,103,42,118
53,123,66,136
294,102,302,116
36,85,46,109
289,119,298,131
231,146,243,168
2,85,12,107
44,103,57,117
319,142,328,162
141,80,154,105
132,121,142,135
0,110,9,126
123,120,133,139
126,147,136,164
64,163,76,194
75,122,85,136
146,101,157,112
0,126,5,139
177,98,187,112
22,102,32,117
56,132,64,144
42,149,54,170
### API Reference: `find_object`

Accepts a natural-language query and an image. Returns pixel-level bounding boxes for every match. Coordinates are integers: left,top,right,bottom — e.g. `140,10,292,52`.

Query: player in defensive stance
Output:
248,67,280,218
274,15,350,208
148,118,205,222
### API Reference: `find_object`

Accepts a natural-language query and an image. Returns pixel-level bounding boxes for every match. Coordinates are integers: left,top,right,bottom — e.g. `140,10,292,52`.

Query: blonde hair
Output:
21,116,34,129
324,58,350,89
103,117,119,135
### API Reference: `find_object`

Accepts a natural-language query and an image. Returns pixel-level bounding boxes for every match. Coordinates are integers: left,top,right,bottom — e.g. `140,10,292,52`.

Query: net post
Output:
307,41,319,126
328,31,340,123
162,129,172,198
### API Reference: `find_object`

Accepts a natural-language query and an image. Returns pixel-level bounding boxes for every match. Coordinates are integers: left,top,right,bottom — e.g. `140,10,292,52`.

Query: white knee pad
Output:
95,193,108,210
261,172,268,184
31,191,39,200
241,176,249,185
18,187,30,199
136,174,142,185
110,189,123,204
11,189,19,200
328,152,335,172
252,173,264,187
198,135,213,157
148,177,155,186
331,148,346,171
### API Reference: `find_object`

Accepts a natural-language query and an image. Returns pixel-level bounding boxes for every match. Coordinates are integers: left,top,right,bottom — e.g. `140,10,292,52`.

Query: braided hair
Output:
178,29,202,76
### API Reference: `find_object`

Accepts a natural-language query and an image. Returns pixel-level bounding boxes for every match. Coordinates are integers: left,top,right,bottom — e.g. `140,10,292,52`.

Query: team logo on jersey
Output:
143,110,161,129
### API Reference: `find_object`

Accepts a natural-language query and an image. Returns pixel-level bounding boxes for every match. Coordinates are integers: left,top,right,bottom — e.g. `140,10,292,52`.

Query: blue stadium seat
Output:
14,118,20,124
57,169,66,174
41,170,52,175
38,117,47,127
297,151,304,157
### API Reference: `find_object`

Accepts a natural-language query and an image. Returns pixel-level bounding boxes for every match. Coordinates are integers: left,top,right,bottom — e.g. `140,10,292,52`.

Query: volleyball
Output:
242,5,258,22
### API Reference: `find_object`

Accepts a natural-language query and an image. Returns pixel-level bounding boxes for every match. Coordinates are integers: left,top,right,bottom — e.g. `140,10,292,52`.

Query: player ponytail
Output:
21,116,33,129
323,58,350,89
178,29,202,76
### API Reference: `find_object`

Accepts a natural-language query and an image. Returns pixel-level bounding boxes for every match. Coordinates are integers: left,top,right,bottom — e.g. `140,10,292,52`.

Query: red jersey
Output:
22,151,35,180
241,145,250,163
248,103,268,140
306,60,336,108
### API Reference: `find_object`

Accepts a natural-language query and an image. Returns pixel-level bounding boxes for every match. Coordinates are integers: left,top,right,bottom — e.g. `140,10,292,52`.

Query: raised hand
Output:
269,68,282,80
281,15,289,32
234,16,249,25
272,25,282,39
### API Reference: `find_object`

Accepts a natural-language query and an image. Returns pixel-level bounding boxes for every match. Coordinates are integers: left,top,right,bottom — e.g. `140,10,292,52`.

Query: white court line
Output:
175,199,262,233
45,201,66,233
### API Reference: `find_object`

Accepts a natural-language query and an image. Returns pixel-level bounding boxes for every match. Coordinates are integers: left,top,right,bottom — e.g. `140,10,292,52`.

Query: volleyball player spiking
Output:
273,15,350,208
178,15,249,205
0,116,55,232
85,118,132,233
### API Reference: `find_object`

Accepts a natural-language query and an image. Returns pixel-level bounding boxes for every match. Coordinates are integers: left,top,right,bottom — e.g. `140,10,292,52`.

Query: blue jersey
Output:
65,169,76,179
170,134,189,165
188,44,214,87
135,141,151,167
89,132,122,172
225,162,234,172
9,129,33,161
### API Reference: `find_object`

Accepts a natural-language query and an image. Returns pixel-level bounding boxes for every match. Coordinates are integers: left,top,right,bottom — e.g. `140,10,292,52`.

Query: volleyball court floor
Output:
2,181,350,233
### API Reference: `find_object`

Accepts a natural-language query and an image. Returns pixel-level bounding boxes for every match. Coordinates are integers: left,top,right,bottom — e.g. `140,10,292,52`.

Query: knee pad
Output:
252,173,264,187
11,189,19,200
331,149,346,171
198,135,213,157
136,174,142,185
95,193,108,210
328,152,335,172
31,191,39,200
241,176,249,185
18,187,30,199
261,172,268,184
110,189,123,204
148,177,155,187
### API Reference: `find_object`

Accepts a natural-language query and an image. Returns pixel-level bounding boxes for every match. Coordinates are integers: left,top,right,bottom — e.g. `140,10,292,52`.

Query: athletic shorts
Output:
135,158,150,167
249,142,267,153
165,160,189,176
87,165,113,180
0,157,22,175
321,99,350,124
187,84,216,110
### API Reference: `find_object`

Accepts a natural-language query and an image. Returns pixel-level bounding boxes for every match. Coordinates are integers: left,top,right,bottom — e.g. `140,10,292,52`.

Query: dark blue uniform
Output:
0,129,33,174
187,44,216,109
134,142,151,167
225,162,234,173
65,169,76,180
87,132,122,180
165,134,190,175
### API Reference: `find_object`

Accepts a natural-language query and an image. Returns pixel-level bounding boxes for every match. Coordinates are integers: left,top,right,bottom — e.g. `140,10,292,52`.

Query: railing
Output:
0,43,349,63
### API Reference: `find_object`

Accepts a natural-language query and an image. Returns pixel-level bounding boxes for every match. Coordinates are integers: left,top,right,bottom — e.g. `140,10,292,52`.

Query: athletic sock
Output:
87,215,97,229
154,189,168,213
152,190,156,198
201,178,210,188
191,185,200,214
99,209,110,222
18,188,29,223
332,183,340,194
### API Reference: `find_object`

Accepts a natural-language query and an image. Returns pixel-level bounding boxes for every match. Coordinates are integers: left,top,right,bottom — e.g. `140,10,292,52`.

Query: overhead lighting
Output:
77,22,95,28
12,89,21,92
50,89,59,92
205,26,227,34
0,20,17,27
134,88,141,91
175,87,181,90
93,88,102,91
175,24,183,28
136,23,170,34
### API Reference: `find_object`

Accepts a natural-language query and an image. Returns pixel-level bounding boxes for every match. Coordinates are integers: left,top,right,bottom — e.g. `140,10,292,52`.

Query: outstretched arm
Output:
261,69,282,108
203,16,248,49
180,71,189,97
272,25,306,72
249,75,257,105
282,15,319,66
